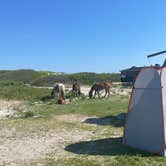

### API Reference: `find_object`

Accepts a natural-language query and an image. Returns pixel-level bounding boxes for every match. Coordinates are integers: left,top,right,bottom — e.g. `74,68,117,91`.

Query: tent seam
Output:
160,68,166,154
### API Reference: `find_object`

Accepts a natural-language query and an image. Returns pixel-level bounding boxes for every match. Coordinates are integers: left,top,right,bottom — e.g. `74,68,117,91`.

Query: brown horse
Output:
72,83,81,97
89,82,111,98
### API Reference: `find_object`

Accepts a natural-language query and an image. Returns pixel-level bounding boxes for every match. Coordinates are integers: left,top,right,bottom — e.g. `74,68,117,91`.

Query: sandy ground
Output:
0,127,92,165
0,100,21,120
0,114,123,165
0,113,94,165
0,101,94,165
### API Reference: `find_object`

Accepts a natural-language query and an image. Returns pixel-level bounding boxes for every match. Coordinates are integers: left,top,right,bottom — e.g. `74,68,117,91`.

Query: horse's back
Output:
53,83,65,96
57,83,65,93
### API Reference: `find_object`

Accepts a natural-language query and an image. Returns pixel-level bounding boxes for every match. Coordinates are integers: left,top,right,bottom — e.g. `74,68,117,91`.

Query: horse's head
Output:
51,89,56,98
89,87,94,99
89,91,92,98
58,97,66,104
51,85,59,98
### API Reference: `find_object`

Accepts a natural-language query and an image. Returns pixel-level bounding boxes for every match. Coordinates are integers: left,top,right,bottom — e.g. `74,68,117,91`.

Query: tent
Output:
123,67,166,155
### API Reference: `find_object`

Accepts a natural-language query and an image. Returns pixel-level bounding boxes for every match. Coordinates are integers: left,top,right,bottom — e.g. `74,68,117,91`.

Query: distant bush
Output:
0,80,24,87
0,69,48,84
0,70,120,87
32,73,120,86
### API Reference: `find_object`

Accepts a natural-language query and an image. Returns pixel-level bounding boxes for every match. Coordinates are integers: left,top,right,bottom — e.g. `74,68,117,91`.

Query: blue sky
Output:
0,0,166,73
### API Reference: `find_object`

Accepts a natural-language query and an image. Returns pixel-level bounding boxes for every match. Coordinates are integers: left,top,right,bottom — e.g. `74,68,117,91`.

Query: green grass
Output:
0,82,50,101
13,96,128,120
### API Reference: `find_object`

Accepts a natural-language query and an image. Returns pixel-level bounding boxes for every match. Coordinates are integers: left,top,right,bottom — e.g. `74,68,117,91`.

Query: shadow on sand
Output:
84,113,126,127
65,137,152,156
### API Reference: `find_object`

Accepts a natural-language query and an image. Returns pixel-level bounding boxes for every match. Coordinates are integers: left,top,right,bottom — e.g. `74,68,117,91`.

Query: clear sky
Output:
0,0,166,73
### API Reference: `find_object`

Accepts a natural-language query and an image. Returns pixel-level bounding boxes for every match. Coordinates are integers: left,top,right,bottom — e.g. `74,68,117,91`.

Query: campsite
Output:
1,0,166,165
0,69,166,165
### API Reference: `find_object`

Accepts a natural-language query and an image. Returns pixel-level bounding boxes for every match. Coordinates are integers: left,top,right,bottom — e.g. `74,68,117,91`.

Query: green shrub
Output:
22,111,35,118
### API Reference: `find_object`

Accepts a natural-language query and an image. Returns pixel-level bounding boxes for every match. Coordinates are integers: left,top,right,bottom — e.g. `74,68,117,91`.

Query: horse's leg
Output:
61,90,65,100
73,90,76,97
104,89,107,98
108,89,110,97
78,90,81,96
94,90,97,98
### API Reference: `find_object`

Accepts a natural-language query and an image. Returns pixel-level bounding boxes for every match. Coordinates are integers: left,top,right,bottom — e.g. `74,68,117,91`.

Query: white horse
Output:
51,83,65,99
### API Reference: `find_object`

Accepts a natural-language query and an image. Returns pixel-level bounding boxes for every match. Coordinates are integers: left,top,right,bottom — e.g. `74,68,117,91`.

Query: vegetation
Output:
32,72,120,86
0,70,120,86
0,81,50,101
1,75,164,166
0,83,165,165
1,92,166,165
0,69,48,84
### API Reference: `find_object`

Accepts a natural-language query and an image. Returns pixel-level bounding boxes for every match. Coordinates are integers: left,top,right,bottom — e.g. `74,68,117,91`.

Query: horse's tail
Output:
78,90,81,95
104,82,111,96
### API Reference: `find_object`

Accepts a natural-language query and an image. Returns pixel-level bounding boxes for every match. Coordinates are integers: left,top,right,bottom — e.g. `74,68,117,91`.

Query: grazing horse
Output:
51,83,66,99
72,83,81,97
89,82,111,99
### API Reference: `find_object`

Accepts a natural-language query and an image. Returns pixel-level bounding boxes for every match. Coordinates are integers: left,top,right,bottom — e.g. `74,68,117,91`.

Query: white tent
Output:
123,67,166,155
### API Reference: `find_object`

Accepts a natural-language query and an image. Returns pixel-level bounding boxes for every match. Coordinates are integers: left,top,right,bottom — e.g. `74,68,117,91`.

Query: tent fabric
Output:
123,67,166,155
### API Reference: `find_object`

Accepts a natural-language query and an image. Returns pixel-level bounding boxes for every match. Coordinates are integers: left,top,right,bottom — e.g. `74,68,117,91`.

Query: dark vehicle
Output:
120,65,161,84
120,66,142,84
121,50,166,84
